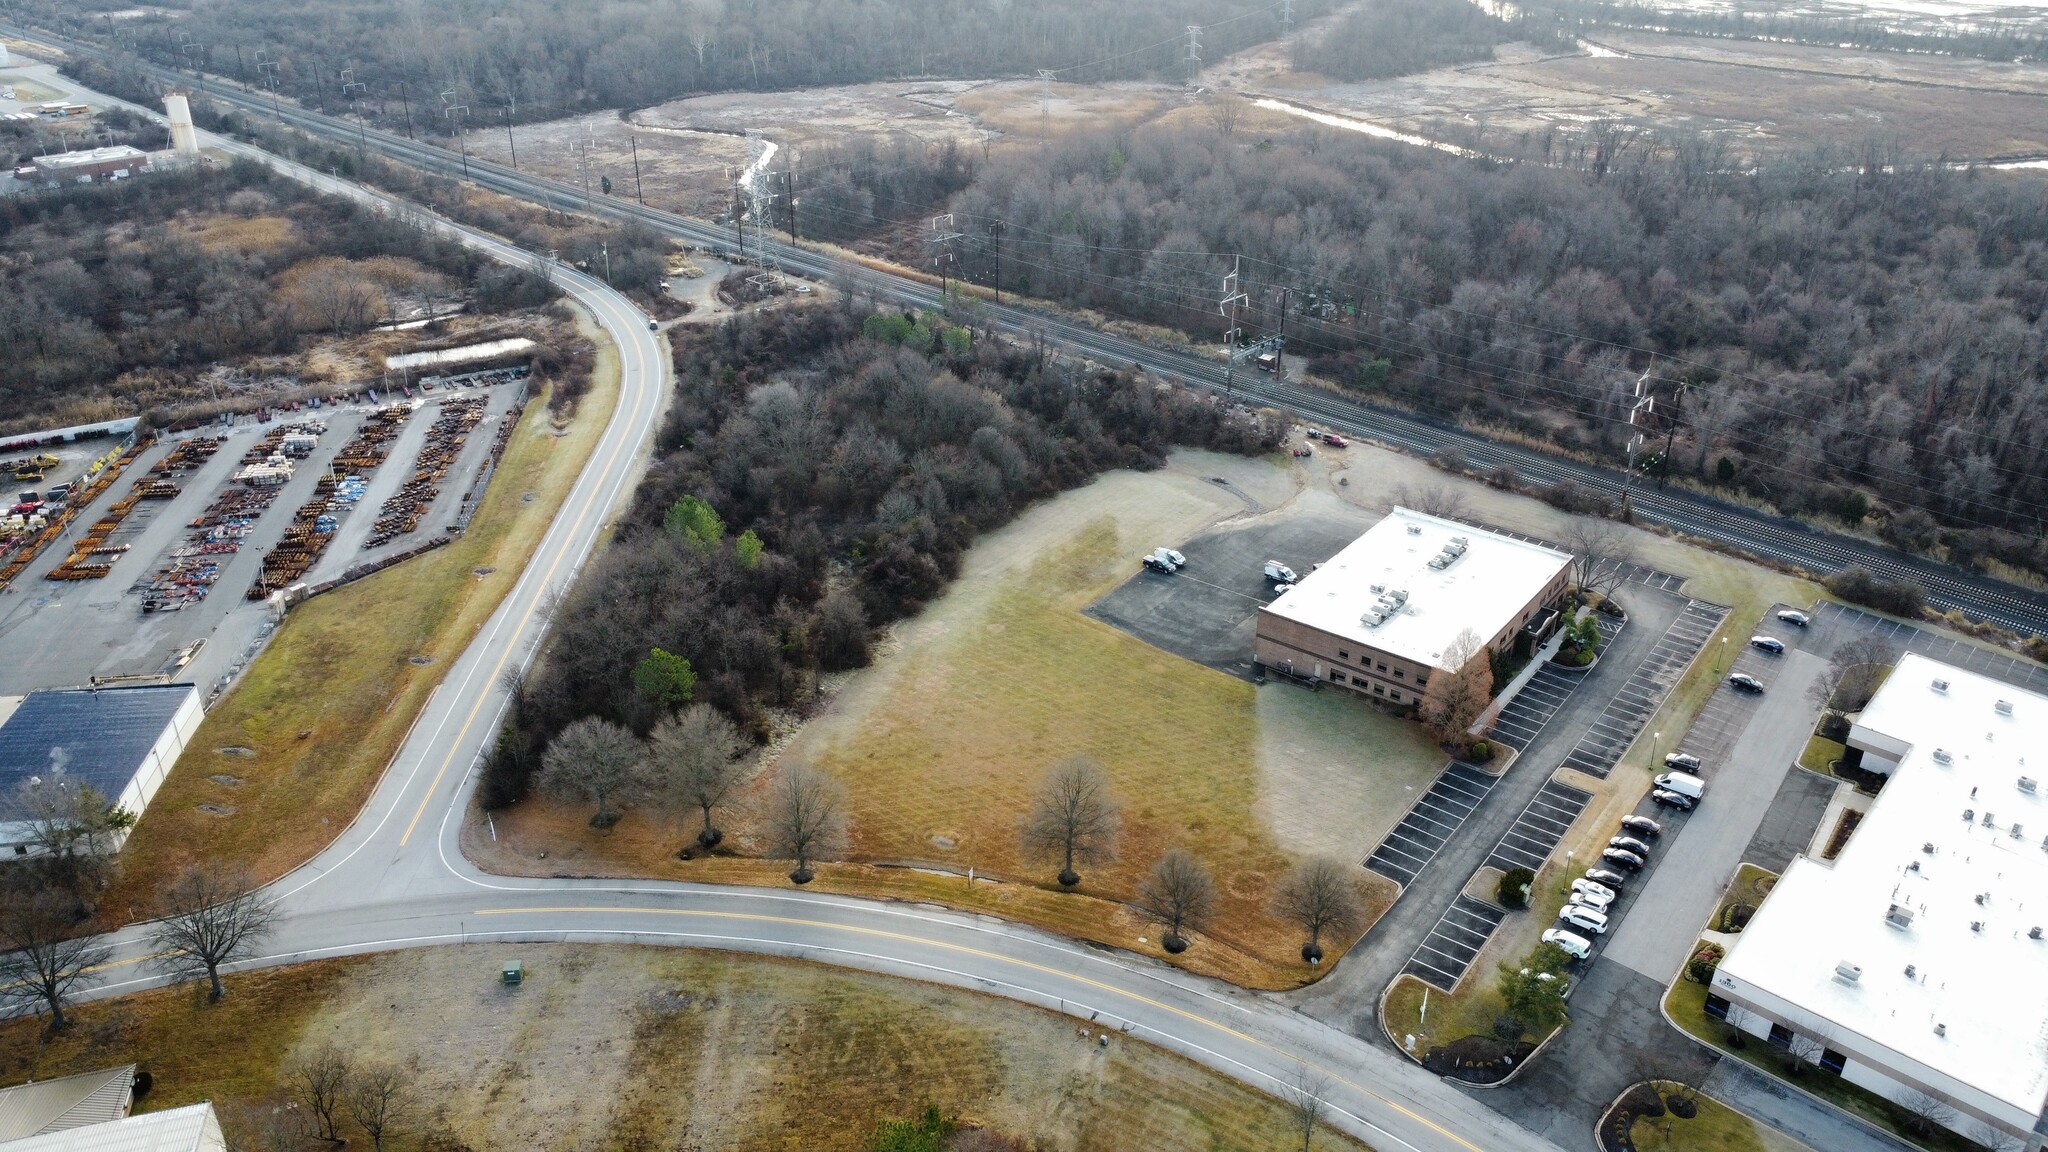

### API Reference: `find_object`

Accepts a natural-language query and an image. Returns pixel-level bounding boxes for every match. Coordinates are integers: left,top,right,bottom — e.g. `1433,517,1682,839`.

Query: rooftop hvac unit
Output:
1361,611,1386,627
1972,921,1985,933
1997,700,2015,716
1923,841,1937,854
1886,903,1916,929
1932,679,1950,693
1406,524,1422,535
1975,893,1988,906
1369,583,1385,594
1833,961,1863,985
1963,808,1975,822
1984,811,1996,827
1934,749,1954,765
1387,589,1408,605
2014,824,2026,839
1428,555,1449,570
1904,964,1917,978
2031,927,2043,940
1934,1022,1948,1036
2022,778,2039,794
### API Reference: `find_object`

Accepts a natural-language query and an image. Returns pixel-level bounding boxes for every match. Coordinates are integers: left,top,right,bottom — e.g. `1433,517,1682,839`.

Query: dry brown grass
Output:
0,946,1372,1152
185,213,296,255
94,308,619,925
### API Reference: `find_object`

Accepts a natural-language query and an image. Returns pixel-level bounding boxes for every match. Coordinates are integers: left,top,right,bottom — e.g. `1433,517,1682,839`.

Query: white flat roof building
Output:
1256,507,1571,674
1712,653,2048,1144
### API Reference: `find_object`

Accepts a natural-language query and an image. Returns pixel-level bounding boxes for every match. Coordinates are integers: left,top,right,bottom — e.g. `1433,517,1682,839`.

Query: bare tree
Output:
765,763,847,884
1393,482,1466,521
14,775,129,911
1020,756,1121,888
223,1099,311,1152
537,715,643,828
1273,856,1363,964
1208,88,1244,136
1140,848,1216,954
1417,628,1493,750
1784,1031,1827,1078
1967,1119,2027,1152
1560,517,1636,600
286,1044,352,1142
1808,635,1899,713
344,1063,413,1152
1895,1088,1959,1139
1284,1060,1334,1152
645,705,749,851
0,891,110,1032
148,863,279,1002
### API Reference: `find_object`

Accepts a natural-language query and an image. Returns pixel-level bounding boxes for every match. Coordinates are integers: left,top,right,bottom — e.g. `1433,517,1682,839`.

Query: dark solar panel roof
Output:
0,685,196,816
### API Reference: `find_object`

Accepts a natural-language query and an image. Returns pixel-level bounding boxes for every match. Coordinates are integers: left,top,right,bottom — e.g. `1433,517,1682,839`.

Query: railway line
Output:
24,25,2048,639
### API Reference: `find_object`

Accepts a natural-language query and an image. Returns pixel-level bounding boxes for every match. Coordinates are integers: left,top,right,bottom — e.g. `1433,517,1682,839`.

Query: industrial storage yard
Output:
0,371,527,700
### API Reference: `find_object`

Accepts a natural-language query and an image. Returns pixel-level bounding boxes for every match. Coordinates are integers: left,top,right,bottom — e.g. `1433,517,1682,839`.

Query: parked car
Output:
1664,751,1702,771
1293,444,1314,458
648,320,659,331
1142,554,1178,573
1153,547,1186,568
1728,672,1767,693
1650,788,1696,811
1321,432,1348,448
1750,635,1786,654
1620,815,1663,838
1571,878,1617,902
1570,887,1614,913
1557,904,1610,935
1609,835,1653,856
1776,609,1811,627
1655,771,1706,800
1583,867,1629,890
1601,847,1646,871
1542,928,1593,960
1263,560,1298,585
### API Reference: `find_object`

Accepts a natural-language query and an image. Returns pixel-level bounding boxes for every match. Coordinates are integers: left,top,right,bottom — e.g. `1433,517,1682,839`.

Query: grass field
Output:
95,308,619,924
1800,734,1847,776
481,457,1434,988
1628,1083,1813,1152
0,946,1372,1152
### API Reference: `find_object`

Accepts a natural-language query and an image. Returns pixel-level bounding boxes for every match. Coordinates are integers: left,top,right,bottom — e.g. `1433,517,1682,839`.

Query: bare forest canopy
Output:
0,158,563,435
1294,0,1567,82
485,307,1283,804
31,0,1334,130
857,124,2048,578
1514,0,2048,62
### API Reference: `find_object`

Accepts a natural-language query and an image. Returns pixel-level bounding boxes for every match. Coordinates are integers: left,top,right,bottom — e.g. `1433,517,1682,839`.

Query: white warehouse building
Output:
1709,653,2048,1149
0,683,201,855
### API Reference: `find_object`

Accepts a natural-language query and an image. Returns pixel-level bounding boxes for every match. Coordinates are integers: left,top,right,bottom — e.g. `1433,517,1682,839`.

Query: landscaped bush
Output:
1496,866,1534,909
1687,941,1725,984
1824,566,1927,619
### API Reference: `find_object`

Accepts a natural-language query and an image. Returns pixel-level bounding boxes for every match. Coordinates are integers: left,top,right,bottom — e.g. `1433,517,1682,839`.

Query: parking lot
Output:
1485,778,1595,875
1365,761,1499,887
1085,500,1373,674
1559,600,1727,778
1488,664,1585,748
1809,599,2048,693
1404,894,1508,990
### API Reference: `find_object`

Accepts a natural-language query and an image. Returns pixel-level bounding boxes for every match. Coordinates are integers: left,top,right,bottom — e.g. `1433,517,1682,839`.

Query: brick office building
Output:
1253,507,1571,706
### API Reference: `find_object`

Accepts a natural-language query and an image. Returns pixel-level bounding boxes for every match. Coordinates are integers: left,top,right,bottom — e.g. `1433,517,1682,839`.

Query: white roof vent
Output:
1886,903,1916,929
2021,777,2038,794
1833,961,1863,985
2013,824,2025,839
1972,921,1985,933
1933,749,1954,765
1922,841,1937,854
1932,678,1950,693
1996,700,2015,716
1406,523,1422,535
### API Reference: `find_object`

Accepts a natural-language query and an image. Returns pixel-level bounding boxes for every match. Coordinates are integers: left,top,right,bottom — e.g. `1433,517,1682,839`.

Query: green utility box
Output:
501,960,524,986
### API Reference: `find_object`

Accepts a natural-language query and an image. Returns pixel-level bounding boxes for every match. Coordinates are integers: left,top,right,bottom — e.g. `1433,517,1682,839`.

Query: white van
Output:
1542,928,1592,960
1653,770,1706,800
1557,904,1610,935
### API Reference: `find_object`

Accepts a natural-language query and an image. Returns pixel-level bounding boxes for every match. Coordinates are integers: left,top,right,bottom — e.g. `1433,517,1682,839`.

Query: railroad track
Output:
25,24,2048,638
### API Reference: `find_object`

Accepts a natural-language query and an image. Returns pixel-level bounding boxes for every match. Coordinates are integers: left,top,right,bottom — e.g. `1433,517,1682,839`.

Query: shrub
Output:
868,1104,950,1152
1687,941,1725,984
1824,566,1926,618
1496,866,1534,909
1468,739,1493,762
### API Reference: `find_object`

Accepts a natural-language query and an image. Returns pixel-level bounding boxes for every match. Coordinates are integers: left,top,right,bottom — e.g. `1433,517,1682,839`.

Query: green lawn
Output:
1799,734,1846,776
1664,980,1984,1152
1629,1083,1812,1152
1710,863,1779,935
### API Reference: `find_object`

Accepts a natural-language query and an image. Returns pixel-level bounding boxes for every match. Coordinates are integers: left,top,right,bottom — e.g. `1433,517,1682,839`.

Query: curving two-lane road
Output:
25,66,1569,1152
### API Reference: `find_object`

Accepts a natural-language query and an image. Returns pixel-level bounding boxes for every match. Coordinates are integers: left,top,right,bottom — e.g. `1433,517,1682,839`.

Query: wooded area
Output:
908,123,2048,577
35,0,1334,130
484,306,1283,804
1295,0,1551,81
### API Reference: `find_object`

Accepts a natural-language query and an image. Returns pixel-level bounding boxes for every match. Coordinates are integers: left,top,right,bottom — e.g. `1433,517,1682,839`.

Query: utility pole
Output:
1185,25,1203,88
1274,286,1291,378
1620,367,1655,520
1658,380,1690,489
630,133,644,204
1220,255,1247,397
731,167,746,259
929,213,961,304
503,97,518,169
398,82,415,139
441,92,470,180
988,220,1003,302
783,168,797,241
234,45,247,82
579,137,594,209
1036,68,1055,142
311,62,328,114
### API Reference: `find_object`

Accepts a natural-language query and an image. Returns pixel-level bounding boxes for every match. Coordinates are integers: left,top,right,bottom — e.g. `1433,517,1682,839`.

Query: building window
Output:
1820,1048,1847,1074
1703,994,1730,1021
1416,675,1429,688
1390,691,1401,703
1394,670,1406,680
1767,1023,1794,1049
1376,662,1387,672
1338,649,1349,660
1373,685,1384,695
1331,673,1347,684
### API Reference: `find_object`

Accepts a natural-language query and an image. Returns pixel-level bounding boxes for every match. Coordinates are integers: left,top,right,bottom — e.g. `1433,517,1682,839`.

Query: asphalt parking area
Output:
1364,762,1498,887
1809,600,2048,694
1560,600,1727,778
1403,894,1507,991
1486,778,1594,874
1084,503,1371,674
1489,665,1583,748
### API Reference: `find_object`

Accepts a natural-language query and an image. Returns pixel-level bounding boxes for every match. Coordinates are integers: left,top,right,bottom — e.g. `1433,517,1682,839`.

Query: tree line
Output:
909,121,2048,582
32,0,1335,132
1295,0,1571,82
486,304,1283,807
1518,0,2048,63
